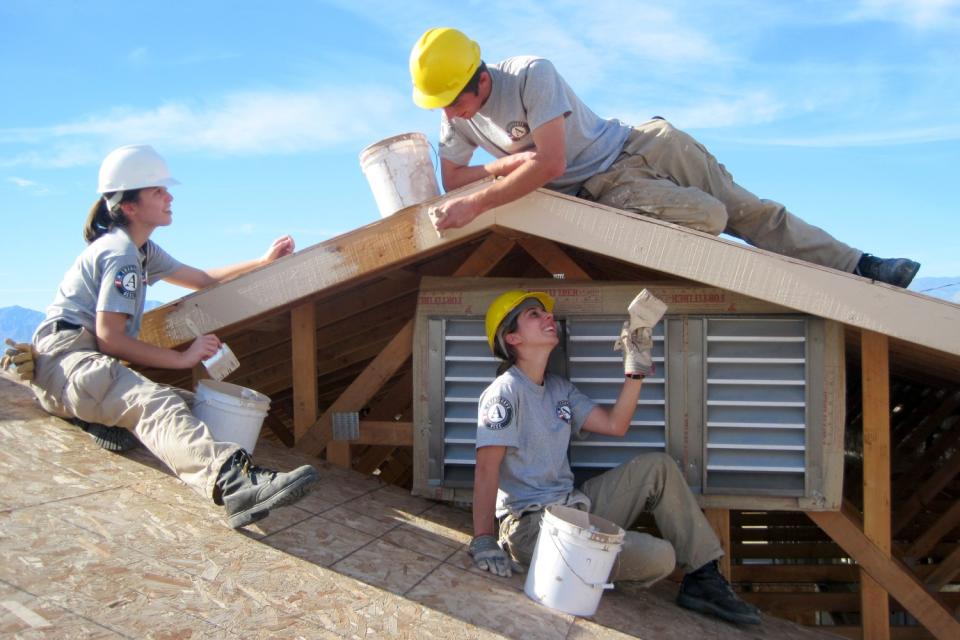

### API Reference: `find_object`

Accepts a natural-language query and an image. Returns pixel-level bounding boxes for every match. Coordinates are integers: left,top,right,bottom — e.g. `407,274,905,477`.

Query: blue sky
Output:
2,0,958,312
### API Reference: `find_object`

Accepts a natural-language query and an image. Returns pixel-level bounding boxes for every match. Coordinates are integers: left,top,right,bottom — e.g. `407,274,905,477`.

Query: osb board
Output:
0,376,838,639
411,277,846,512
139,183,960,362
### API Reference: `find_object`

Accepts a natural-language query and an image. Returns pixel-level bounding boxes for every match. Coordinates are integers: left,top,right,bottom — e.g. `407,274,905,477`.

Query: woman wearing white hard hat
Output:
470,289,761,625
28,144,318,529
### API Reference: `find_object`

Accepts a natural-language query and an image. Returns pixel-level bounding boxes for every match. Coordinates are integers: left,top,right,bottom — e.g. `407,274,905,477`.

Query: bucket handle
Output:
548,527,617,591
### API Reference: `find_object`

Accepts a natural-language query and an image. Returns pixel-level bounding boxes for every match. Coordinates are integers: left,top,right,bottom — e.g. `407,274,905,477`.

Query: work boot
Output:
676,560,761,625
70,418,140,452
854,254,920,288
215,450,319,529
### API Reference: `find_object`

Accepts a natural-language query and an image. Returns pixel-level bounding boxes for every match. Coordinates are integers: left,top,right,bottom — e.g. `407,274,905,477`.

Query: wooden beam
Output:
346,421,413,446
298,320,414,462
894,448,960,535
862,329,892,640
807,505,960,640
492,189,960,359
704,508,732,580
354,445,399,475
452,233,515,277
926,544,960,591
291,303,317,442
516,236,591,280
906,500,960,561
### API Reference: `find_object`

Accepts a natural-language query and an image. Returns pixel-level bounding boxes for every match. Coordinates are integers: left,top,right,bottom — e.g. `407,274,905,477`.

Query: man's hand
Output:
614,290,667,378
469,534,523,577
432,196,482,231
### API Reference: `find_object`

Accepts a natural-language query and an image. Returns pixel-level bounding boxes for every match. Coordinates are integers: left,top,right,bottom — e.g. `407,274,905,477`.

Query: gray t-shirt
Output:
476,365,596,517
35,227,181,340
439,56,632,195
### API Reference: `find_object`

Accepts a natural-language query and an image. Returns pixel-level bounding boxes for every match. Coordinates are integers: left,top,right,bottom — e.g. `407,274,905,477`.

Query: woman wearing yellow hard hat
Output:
26,145,319,530
468,289,761,625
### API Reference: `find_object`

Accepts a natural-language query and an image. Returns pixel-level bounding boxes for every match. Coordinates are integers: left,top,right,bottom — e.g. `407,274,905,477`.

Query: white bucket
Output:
194,380,270,454
359,132,440,218
524,505,624,617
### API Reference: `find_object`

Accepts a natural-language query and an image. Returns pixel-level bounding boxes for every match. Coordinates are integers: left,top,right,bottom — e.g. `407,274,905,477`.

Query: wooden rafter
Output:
905,499,960,561
926,543,960,591
894,447,960,535
516,236,591,280
294,233,517,465
140,186,960,366
291,302,317,441
807,503,960,640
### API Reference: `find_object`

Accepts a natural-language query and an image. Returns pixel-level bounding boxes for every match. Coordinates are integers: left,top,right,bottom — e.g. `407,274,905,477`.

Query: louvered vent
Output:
704,318,807,495
439,319,497,485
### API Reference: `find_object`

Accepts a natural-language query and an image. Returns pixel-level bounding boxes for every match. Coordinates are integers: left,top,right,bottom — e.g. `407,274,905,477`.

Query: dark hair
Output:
83,190,141,243
494,310,520,376
456,61,487,101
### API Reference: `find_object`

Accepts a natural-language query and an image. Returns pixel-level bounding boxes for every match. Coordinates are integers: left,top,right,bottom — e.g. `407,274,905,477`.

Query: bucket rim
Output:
359,132,430,160
543,505,625,545
196,379,270,408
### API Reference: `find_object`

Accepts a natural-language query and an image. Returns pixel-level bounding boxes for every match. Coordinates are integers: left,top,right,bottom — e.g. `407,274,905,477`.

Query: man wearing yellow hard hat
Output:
409,27,919,288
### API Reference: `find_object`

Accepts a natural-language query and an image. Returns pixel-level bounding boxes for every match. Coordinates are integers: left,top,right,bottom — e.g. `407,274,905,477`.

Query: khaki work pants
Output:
499,453,723,586
31,327,238,500
580,119,862,272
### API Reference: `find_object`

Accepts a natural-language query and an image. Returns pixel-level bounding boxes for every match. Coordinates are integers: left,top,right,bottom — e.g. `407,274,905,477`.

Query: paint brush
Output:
184,318,240,381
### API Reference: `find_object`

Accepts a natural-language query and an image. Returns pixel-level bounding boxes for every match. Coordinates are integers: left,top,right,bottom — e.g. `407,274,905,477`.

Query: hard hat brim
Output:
412,85,461,110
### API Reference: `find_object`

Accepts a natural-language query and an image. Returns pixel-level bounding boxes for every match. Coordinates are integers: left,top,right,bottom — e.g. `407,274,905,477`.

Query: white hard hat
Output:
97,144,180,195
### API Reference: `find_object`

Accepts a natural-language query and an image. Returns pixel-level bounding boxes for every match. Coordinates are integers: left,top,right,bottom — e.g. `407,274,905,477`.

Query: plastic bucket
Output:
523,505,624,616
193,380,270,454
359,132,440,218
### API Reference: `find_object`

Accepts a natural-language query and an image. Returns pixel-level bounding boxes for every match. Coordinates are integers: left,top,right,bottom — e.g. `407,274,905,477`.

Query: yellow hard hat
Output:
409,27,481,109
485,290,555,356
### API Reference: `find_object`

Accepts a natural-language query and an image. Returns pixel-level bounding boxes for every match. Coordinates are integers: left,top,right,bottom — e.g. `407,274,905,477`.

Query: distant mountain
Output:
911,277,960,304
0,301,165,343
0,306,45,343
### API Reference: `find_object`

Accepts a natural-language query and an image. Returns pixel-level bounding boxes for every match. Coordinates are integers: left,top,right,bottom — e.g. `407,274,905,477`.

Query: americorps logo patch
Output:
114,265,140,299
482,396,513,430
556,400,572,423
506,121,530,140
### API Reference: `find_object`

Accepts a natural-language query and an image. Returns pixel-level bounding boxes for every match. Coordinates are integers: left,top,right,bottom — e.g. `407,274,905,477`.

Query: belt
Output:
53,319,82,332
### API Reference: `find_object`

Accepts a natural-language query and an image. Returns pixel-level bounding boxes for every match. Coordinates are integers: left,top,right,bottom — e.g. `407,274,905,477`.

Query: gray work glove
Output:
469,535,523,578
1,338,35,382
613,290,667,378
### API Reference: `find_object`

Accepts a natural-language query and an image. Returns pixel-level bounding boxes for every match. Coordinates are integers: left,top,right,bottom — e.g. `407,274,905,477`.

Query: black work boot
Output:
71,419,140,452
854,254,920,288
215,450,319,529
677,560,761,625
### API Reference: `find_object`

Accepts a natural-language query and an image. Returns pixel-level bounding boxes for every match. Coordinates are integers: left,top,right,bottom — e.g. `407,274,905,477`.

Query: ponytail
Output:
83,190,139,243
493,313,521,376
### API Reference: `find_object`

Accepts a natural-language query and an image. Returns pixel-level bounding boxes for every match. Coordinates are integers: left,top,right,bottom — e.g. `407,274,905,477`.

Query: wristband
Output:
625,373,646,380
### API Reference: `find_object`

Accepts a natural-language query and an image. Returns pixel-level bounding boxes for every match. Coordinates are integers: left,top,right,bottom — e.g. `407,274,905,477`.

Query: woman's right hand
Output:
182,334,221,368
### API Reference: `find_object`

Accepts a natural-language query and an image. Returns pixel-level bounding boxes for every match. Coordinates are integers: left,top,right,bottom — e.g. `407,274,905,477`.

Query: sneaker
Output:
215,450,319,529
71,419,140,452
854,254,920,288
676,560,761,625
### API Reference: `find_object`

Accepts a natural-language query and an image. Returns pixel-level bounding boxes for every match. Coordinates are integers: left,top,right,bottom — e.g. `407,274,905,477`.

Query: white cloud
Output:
8,177,38,188
0,86,410,168
725,123,960,147
6,176,49,194
850,0,960,28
